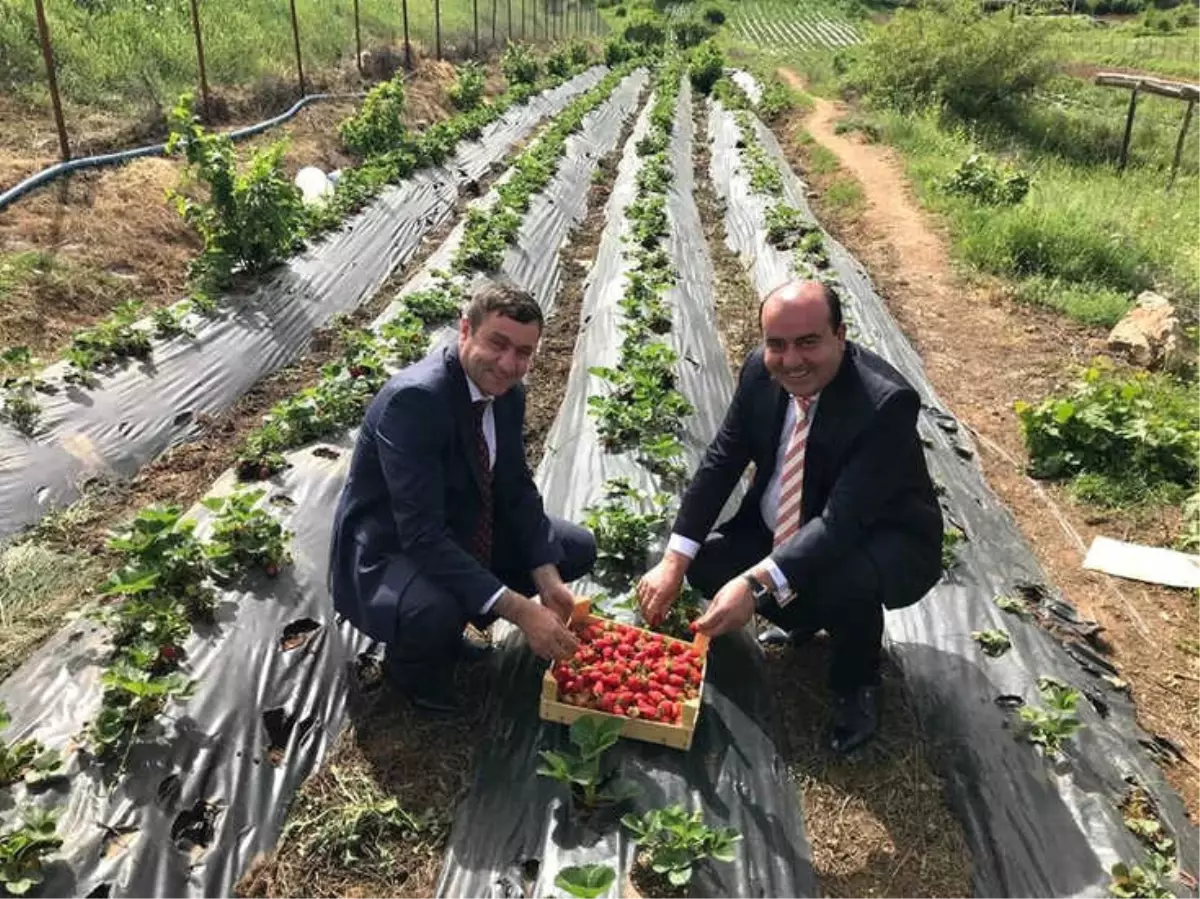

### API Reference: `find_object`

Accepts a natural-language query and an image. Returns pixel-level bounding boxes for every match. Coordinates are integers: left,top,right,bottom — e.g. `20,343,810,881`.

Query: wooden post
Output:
187,0,211,120
289,0,306,95
522,0,526,40
1119,83,1140,171
402,0,412,69
532,0,537,42
507,0,512,41
435,0,442,59
492,0,498,44
474,0,480,56
32,0,70,162
354,0,363,74
1168,98,1196,190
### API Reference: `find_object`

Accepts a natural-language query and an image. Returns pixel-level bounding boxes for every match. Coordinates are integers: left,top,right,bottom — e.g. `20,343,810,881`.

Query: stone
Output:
1106,291,1192,373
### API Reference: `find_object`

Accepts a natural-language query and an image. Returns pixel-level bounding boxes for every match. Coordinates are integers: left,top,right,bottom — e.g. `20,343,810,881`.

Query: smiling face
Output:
457,311,540,397
760,281,846,398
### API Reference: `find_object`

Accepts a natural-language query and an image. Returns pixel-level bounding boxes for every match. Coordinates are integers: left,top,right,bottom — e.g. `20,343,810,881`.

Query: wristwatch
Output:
742,574,775,611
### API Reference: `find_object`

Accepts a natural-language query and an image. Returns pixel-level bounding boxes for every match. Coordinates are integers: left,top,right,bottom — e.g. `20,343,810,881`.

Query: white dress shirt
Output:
465,375,505,614
666,393,821,596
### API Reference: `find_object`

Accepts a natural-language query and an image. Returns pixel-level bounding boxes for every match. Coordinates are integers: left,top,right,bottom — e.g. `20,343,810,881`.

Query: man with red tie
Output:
330,277,596,714
637,279,942,753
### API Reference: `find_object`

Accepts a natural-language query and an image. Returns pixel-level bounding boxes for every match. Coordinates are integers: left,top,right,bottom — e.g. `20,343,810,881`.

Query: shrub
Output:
688,40,724,94
501,42,541,86
546,47,572,76
939,153,1030,205
447,61,486,111
673,18,717,47
623,9,668,46
849,0,1055,120
1014,361,1198,495
702,4,726,23
758,78,795,123
614,4,628,15
569,39,591,65
339,74,407,157
167,93,306,291
605,36,635,64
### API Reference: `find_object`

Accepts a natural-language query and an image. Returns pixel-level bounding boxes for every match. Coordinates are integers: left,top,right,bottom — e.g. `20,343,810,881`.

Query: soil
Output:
776,66,1199,819
692,98,973,898
0,61,479,363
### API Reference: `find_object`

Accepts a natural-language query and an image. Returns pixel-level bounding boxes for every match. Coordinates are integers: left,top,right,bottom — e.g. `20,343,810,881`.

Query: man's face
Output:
457,311,540,396
761,291,847,397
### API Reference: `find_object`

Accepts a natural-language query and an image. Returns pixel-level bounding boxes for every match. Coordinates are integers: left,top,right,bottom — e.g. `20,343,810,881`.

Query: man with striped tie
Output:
636,279,942,753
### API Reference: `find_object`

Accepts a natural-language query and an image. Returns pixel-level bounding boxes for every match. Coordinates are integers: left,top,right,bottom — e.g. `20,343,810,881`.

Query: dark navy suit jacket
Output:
673,342,943,610
330,343,562,642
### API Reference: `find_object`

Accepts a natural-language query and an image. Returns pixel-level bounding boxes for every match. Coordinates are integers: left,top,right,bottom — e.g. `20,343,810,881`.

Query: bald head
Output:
759,279,847,398
760,280,842,333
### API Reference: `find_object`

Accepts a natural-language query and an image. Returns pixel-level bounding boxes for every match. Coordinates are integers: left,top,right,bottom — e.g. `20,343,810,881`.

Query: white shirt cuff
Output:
666,533,701,560
479,585,506,615
761,558,791,596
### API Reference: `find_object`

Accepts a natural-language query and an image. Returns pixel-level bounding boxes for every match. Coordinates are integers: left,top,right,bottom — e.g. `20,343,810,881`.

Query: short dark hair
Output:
465,275,544,332
759,280,843,332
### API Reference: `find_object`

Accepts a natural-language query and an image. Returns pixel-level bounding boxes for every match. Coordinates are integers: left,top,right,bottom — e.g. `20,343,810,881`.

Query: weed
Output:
972,629,1012,657
940,153,1030,206
621,804,741,888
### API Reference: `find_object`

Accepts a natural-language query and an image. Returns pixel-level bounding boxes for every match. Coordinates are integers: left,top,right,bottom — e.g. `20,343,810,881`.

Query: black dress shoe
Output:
828,686,880,754
757,624,818,648
398,674,462,715
458,635,494,664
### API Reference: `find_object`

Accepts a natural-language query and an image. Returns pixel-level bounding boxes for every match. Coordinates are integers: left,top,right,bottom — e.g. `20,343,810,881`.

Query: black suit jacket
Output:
329,343,562,641
673,342,942,609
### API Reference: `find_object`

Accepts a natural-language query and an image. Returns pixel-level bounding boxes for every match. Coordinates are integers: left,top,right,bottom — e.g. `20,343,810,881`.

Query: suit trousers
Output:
385,516,597,684
686,517,884,693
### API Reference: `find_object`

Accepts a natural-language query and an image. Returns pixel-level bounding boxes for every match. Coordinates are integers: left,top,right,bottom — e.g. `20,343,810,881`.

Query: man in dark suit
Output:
330,276,596,713
637,279,942,753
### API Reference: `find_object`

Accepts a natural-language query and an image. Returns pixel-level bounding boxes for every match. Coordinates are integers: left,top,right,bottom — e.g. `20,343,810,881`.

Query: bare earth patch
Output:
776,66,1198,819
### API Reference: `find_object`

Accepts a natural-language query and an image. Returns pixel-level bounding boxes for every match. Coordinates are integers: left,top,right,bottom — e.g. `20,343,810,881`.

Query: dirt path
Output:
777,68,1199,818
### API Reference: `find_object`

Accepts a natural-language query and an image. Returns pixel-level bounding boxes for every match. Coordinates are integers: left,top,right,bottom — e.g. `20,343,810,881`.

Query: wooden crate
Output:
538,598,709,751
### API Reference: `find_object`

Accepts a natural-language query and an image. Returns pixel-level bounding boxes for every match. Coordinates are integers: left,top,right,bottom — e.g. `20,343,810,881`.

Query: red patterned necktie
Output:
774,395,815,548
468,399,493,566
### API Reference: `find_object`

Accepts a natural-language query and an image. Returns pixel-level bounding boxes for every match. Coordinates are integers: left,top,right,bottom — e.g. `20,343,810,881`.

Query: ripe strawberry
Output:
265,563,279,578
258,465,272,480
159,644,180,662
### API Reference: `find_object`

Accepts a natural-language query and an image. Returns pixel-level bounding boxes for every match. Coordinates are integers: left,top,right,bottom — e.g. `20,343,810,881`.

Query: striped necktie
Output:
774,394,815,549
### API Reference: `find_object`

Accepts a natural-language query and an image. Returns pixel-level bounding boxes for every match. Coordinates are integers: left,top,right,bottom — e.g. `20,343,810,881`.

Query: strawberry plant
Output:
0,346,52,436
994,594,1027,617
551,619,704,724
403,276,465,326
202,489,291,581
795,229,830,270
555,864,616,899
582,478,671,588
546,47,573,78
757,76,796,124
1017,676,1083,757
151,302,195,339
88,661,194,762
0,807,61,896
1109,855,1175,899
339,74,407,158
0,708,64,790
654,584,703,641
537,714,637,808
65,299,153,378
448,62,487,111
764,204,816,250
972,628,1011,657
621,805,741,888
941,524,965,569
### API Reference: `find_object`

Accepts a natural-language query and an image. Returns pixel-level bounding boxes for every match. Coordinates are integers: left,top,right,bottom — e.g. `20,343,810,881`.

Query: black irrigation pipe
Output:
0,88,380,214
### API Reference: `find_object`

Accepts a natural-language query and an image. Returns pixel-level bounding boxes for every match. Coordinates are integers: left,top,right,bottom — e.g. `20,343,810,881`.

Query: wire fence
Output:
4,0,605,163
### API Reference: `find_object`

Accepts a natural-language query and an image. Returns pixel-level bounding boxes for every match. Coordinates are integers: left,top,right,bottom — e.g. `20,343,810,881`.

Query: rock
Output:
1106,291,1192,373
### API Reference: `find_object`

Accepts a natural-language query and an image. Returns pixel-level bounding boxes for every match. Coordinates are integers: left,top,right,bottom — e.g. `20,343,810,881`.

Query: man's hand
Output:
519,601,580,660
539,581,578,623
636,553,688,625
692,575,755,638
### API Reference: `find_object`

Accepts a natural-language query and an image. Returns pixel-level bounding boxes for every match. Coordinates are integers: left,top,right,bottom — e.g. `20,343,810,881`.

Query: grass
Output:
1044,14,1200,79
822,173,865,221
866,102,1198,328
0,0,585,115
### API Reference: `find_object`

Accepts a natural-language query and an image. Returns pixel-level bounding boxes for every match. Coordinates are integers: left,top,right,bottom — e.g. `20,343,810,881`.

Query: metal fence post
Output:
187,0,211,119
289,0,306,95
32,0,69,162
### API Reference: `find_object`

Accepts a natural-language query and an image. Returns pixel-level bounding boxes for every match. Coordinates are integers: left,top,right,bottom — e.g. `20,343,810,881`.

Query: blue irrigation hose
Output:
0,90,370,213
